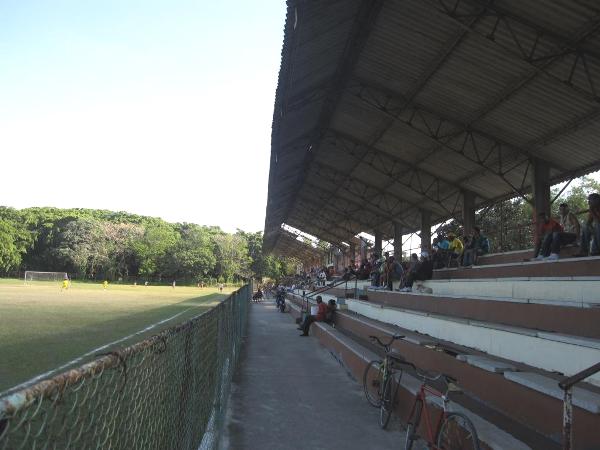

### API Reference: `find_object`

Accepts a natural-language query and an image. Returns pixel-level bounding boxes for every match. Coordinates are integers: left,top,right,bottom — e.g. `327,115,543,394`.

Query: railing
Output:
558,361,600,450
300,275,359,312
0,285,250,450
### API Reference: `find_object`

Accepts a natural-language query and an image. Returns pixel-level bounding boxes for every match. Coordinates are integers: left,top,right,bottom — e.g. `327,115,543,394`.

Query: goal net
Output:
24,271,68,283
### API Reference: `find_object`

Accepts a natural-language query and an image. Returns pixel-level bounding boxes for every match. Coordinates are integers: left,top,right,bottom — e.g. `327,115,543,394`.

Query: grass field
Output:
0,279,233,394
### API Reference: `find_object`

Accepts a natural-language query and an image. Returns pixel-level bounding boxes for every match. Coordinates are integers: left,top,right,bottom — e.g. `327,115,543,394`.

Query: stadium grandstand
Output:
261,1,600,449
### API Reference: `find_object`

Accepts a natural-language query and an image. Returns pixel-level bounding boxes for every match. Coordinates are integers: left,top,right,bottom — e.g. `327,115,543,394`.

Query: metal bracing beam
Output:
320,5,488,224
312,160,446,220
433,0,600,105
303,181,419,234
280,0,385,237
295,197,364,239
288,209,353,244
349,80,563,199
328,129,476,198
286,215,350,249
323,130,477,217
297,192,381,235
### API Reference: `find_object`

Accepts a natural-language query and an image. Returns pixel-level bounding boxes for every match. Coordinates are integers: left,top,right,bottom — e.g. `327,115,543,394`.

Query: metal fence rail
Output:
0,285,250,450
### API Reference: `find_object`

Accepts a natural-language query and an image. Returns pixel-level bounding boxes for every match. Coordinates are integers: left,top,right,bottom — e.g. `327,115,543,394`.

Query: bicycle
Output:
362,334,406,429
404,368,480,450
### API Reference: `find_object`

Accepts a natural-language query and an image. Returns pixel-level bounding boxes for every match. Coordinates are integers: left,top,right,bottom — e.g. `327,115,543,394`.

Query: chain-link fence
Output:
0,285,250,450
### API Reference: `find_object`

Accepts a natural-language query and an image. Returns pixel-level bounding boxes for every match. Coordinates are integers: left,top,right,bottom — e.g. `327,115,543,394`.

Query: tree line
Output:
0,207,298,282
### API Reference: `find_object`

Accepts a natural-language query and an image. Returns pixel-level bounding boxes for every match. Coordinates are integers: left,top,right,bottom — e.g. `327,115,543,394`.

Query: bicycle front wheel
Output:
404,398,422,450
363,360,384,407
379,374,396,429
436,412,480,450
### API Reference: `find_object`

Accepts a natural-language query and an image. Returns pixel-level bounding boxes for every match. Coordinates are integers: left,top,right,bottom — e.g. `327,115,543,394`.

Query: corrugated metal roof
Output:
264,0,600,254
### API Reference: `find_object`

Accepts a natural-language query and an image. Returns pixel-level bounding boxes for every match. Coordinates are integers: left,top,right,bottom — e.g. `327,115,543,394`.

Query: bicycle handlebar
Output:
368,334,405,349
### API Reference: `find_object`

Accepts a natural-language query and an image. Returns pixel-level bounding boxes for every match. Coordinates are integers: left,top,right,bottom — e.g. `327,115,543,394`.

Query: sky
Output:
0,0,286,233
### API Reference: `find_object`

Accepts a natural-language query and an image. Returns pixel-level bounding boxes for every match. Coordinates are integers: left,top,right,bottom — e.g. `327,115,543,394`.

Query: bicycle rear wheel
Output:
404,398,422,450
436,412,480,450
363,360,384,407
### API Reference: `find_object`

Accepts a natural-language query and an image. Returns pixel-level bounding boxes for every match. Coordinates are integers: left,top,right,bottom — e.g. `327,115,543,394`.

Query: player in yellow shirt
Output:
103,280,108,290
61,274,70,290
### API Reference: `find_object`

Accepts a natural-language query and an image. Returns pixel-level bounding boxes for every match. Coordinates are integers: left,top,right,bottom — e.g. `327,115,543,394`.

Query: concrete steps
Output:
422,277,600,308
346,298,600,386
477,246,581,266
286,300,537,450
433,255,600,280
354,289,600,340
285,291,600,448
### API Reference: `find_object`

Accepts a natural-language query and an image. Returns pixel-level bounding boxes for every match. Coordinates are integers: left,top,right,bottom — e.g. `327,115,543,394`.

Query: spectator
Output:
447,232,464,265
359,258,371,280
400,251,433,292
370,253,384,287
386,255,404,291
325,299,337,325
577,193,600,257
318,268,326,286
298,296,328,336
533,212,563,260
462,227,490,266
437,234,450,250
541,203,582,261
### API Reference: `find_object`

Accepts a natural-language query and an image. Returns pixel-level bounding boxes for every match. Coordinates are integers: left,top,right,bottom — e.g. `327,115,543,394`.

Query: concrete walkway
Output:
221,301,405,450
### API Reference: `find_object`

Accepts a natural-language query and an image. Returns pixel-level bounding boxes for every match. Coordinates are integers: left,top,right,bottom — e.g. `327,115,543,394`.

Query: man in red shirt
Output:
533,212,563,261
299,296,328,336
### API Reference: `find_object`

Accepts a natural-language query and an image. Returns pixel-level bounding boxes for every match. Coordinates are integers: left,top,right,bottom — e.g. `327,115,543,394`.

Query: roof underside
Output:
264,0,600,253
268,228,327,261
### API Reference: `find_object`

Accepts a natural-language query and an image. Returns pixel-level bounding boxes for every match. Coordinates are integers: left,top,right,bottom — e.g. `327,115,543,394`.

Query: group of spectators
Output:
431,226,491,269
533,194,600,260
362,251,433,293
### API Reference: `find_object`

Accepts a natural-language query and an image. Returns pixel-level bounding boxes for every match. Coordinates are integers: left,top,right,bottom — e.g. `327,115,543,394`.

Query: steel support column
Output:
532,158,551,217
393,222,404,259
421,210,431,252
374,231,383,255
462,190,476,236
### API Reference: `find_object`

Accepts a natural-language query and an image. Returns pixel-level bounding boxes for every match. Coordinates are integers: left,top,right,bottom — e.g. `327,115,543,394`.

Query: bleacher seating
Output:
284,252,600,450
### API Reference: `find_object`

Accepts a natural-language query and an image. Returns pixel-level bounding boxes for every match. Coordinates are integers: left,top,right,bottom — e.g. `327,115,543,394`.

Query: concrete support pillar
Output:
532,158,551,217
462,190,476,236
374,231,382,256
393,222,403,259
420,210,431,252
360,238,367,261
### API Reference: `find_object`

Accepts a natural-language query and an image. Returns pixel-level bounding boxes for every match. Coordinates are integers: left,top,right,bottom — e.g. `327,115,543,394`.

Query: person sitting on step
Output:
541,202,582,261
447,232,464,266
298,296,328,336
400,251,433,292
576,193,600,257
324,299,337,326
386,255,404,291
532,212,563,261
462,227,490,266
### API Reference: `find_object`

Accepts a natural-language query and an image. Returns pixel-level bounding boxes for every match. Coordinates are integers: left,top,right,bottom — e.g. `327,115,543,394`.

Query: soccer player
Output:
103,280,108,290
62,274,70,290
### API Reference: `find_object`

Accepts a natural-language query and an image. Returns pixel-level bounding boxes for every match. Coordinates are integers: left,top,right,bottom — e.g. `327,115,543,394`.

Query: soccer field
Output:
0,279,232,395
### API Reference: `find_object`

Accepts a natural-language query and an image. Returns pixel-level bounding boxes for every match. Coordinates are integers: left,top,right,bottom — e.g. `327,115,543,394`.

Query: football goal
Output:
24,271,68,283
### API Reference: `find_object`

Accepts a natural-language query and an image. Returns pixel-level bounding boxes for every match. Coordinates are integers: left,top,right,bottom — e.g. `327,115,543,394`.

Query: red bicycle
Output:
404,368,480,450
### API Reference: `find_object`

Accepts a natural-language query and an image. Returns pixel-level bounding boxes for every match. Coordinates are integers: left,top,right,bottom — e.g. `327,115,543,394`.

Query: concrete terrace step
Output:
306,320,534,450
423,277,600,307
346,298,600,386
305,302,600,448
360,288,600,340
433,255,600,280
477,246,581,266
504,372,600,415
